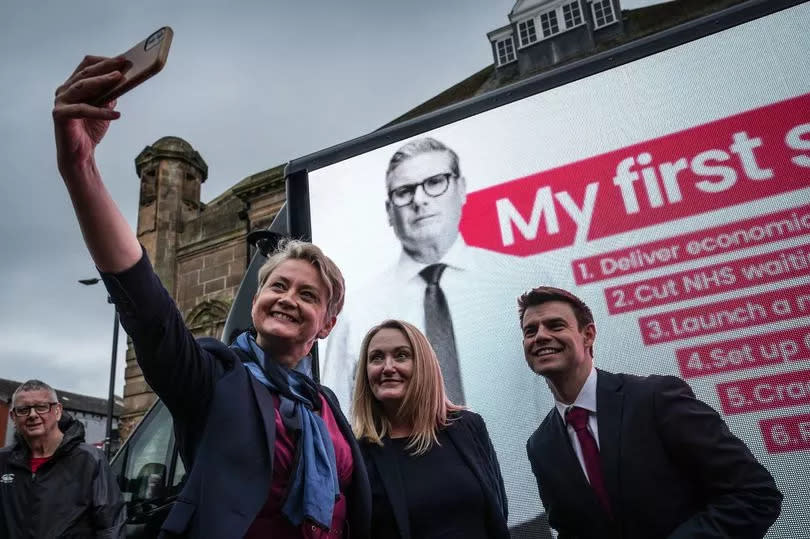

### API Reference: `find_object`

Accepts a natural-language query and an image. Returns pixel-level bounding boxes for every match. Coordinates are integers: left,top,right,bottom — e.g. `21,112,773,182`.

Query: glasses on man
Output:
12,403,59,417
388,172,455,207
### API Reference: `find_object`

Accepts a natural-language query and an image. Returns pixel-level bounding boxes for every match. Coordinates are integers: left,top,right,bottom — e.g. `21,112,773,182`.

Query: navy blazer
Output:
101,252,371,539
526,369,782,539
360,410,509,539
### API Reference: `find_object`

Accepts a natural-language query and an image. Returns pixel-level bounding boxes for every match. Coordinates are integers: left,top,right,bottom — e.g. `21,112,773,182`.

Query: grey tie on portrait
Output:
419,263,465,404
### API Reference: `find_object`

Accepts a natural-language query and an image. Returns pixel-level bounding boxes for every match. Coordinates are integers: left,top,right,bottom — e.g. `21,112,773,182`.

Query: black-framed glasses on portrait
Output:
11,403,59,417
388,173,455,207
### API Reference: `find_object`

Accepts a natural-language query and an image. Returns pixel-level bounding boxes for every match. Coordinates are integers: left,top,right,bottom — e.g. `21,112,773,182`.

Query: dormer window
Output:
491,0,623,74
592,0,617,28
518,19,538,47
540,10,560,38
496,37,517,65
563,2,584,28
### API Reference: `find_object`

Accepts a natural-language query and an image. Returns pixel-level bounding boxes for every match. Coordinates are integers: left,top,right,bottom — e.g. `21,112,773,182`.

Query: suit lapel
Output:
445,420,497,517
445,421,485,487
246,368,277,463
596,369,624,520
547,410,598,503
368,443,411,539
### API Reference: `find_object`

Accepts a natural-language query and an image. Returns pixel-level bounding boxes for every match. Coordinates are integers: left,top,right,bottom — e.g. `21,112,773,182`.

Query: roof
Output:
0,378,124,417
151,136,195,153
389,0,748,125
509,0,556,21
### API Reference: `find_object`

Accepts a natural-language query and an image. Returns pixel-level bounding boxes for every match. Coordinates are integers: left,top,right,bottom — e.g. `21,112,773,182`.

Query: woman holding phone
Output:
352,320,509,539
52,55,370,539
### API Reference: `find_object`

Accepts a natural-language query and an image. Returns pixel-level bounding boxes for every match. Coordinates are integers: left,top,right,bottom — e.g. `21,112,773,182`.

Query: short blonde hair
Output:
256,239,345,320
352,320,463,455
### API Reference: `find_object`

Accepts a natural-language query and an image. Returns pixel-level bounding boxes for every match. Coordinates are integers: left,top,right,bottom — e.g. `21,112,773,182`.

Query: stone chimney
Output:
119,136,207,438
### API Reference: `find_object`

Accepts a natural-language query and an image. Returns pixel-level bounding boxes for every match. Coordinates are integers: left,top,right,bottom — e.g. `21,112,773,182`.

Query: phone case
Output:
94,26,173,105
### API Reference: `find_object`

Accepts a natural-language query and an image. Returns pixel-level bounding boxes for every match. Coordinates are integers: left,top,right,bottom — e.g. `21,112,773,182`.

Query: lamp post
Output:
78,278,119,459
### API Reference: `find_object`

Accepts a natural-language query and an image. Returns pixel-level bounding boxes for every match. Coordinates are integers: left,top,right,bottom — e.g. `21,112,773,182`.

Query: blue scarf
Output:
233,332,340,529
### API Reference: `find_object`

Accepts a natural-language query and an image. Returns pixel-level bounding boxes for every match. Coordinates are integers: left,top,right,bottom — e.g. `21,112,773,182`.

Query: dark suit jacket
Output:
526,370,782,539
360,410,509,539
101,252,371,539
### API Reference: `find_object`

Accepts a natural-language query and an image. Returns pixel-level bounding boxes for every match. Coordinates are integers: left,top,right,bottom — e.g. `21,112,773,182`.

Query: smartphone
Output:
93,26,173,105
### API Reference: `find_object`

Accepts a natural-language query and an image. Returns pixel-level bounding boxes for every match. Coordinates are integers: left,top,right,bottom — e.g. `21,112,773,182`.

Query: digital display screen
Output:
308,4,810,535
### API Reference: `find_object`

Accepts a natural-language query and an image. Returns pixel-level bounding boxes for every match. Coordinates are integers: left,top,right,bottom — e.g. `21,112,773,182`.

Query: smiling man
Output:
518,286,783,539
0,379,125,538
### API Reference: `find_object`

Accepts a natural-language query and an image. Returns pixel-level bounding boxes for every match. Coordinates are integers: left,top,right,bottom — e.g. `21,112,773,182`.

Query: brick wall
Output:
121,137,285,440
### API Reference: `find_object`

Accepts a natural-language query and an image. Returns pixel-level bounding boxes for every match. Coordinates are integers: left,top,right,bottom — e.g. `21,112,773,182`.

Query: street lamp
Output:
78,278,119,459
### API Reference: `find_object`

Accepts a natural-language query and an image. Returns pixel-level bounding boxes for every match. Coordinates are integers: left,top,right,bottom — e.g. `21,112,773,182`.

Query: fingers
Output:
57,70,124,105
55,56,128,106
66,55,127,85
67,55,110,79
52,102,121,122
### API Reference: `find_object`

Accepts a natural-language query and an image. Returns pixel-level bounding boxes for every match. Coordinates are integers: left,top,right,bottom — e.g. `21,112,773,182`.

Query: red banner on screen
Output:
717,368,810,415
676,325,810,379
571,204,810,285
638,283,810,345
604,243,810,314
760,412,810,454
461,93,810,256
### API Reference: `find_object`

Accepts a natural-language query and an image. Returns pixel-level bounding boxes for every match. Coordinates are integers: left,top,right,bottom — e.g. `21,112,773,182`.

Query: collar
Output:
555,365,597,423
394,235,471,282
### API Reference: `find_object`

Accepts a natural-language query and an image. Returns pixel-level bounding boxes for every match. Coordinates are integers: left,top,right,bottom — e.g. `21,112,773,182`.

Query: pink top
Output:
245,394,354,538
30,457,50,473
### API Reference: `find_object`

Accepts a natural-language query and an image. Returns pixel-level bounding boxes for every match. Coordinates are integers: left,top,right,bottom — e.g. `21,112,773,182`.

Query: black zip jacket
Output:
0,415,126,538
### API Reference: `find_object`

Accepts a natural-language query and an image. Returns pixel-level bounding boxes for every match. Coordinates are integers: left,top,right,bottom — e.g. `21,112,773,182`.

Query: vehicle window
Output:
120,403,175,503
170,452,186,494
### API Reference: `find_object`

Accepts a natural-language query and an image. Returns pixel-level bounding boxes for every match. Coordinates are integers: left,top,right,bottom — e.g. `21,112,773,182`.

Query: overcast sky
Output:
0,0,668,401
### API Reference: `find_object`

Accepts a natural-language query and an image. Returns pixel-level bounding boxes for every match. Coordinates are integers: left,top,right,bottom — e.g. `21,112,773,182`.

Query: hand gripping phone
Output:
93,26,173,105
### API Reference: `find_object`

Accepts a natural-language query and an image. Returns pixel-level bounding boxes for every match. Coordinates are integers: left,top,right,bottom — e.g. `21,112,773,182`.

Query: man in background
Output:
0,379,125,538
520,286,782,538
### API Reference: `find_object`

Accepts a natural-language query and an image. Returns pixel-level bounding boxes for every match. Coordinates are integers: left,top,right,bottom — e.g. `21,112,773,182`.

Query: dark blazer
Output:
360,410,509,539
101,252,371,539
526,369,782,539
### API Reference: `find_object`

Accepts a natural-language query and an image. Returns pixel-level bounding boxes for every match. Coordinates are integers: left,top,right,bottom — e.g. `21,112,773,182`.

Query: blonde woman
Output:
352,320,509,539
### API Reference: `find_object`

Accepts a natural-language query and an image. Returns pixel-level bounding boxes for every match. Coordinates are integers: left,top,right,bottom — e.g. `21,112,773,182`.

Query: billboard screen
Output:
307,3,809,535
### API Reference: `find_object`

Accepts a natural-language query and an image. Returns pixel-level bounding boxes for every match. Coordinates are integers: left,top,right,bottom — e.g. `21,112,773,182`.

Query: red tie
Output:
565,406,612,516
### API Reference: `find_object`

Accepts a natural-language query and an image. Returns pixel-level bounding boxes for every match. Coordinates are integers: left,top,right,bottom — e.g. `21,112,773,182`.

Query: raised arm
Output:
53,56,220,436
52,55,142,273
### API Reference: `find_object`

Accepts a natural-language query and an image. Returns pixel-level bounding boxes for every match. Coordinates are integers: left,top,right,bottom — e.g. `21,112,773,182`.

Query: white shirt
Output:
554,366,600,484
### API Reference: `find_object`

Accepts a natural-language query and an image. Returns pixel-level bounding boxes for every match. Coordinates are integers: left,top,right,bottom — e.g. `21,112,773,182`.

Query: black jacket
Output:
100,250,371,538
0,415,126,538
527,370,783,539
361,410,509,539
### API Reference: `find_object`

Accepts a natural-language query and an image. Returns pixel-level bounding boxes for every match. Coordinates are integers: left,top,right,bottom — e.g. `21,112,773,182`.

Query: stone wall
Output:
119,137,285,439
